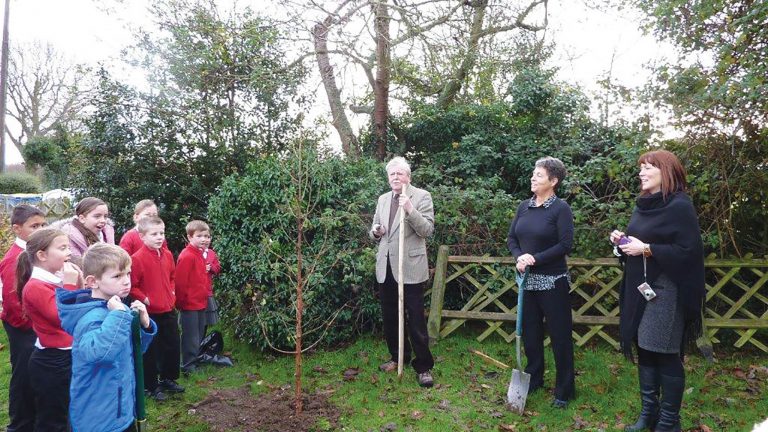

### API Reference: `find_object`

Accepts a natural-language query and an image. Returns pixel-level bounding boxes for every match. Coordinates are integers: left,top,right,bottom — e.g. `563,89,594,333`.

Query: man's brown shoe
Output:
379,360,397,372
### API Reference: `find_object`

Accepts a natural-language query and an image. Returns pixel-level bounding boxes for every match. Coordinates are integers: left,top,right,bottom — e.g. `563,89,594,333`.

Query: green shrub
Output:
427,184,516,256
0,212,14,252
22,129,76,189
0,172,42,194
208,153,386,351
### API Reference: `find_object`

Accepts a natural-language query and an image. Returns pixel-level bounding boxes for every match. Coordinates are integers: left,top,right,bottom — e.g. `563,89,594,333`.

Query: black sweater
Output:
619,191,705,359
506,197,574,275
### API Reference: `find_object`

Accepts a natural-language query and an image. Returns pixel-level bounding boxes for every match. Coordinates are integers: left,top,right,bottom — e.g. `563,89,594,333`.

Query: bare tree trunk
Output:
312,17,359,159
0,0,10,171
373,0,390,161
294,214,304,414
436,0,487,109
293,144,306,415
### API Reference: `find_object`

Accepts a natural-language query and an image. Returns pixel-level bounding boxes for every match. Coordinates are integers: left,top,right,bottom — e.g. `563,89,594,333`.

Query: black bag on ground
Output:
199,330,224,356
196,330,233,367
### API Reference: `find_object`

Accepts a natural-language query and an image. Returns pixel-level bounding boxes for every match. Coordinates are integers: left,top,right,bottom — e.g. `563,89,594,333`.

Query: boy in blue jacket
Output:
58,243,156,432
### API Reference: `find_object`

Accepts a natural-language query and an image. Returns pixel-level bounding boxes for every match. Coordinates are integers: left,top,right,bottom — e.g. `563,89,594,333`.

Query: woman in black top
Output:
610,150,704,432
507,156,575,408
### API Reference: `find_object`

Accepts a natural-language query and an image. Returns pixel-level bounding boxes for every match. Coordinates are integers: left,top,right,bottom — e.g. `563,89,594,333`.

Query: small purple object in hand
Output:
618,236,631,245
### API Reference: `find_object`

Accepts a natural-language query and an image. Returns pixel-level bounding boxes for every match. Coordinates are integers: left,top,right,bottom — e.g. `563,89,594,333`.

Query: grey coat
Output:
370,185,435,284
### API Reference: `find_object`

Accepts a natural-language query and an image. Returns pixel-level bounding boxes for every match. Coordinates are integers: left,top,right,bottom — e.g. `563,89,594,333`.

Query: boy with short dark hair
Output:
1,204,47,431
57,243,156,432
176,220,213,373
129,216,183,400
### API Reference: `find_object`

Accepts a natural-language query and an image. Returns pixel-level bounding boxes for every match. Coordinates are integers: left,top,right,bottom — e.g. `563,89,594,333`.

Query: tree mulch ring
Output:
190,385,340,432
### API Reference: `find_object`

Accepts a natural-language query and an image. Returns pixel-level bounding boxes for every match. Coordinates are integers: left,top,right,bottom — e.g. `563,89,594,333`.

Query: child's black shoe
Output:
146,388,167,402
159,379,185,393
182,364,197,376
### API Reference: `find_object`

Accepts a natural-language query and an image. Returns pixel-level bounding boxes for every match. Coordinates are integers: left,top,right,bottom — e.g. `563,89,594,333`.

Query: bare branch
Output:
312,16,361,157
390,1,465,46
258,303,350,354
350,104,374,113
479,0,548,36
5,42,91,155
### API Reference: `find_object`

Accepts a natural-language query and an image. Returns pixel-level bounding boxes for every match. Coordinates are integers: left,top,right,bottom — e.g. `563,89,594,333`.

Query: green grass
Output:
2,327,766,431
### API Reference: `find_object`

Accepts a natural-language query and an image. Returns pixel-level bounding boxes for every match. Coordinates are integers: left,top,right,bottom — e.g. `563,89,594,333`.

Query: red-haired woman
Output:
610,150,705,432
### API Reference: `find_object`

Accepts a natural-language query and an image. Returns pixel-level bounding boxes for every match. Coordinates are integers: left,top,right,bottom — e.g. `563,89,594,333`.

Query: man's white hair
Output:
386,156,411,175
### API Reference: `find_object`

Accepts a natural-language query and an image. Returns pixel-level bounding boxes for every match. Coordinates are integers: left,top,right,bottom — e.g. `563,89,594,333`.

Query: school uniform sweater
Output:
203,248,221,296
0,239,30,329
175,244,209,311
21,267,78,348
119,228,169,256
130,245,176,314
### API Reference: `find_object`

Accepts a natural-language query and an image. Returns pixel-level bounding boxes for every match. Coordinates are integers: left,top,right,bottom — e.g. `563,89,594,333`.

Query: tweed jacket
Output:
370,185,434,284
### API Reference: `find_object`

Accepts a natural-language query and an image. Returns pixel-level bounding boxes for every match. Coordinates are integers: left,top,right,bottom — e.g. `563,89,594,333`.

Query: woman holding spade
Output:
507,156,576,408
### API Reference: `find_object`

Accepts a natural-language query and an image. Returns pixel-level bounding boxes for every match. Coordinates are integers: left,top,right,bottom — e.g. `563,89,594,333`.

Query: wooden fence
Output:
426,246,768,352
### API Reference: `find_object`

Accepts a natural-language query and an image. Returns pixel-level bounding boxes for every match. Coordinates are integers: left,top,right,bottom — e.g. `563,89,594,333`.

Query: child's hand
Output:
130,300,151,328
62,262,83,287
143,297,150,306
107,295,127,312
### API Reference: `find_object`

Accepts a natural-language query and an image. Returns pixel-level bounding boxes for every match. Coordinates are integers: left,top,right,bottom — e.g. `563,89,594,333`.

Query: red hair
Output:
637,150,687,198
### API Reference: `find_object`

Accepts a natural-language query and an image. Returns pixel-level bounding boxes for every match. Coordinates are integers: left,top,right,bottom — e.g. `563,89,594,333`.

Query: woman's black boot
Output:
625,365,659,431
654,374,684,432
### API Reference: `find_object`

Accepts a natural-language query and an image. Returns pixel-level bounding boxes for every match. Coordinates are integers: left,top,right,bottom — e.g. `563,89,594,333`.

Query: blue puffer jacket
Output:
57,288,156,432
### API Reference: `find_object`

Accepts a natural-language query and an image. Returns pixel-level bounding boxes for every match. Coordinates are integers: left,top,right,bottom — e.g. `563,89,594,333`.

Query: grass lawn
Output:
1,325,766,431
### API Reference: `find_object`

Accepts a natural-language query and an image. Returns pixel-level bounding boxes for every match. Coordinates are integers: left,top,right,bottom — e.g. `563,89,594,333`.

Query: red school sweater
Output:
175,244,209,311
119,228,169,256
130,245,176,314
22,268,78,348
0,241,30,329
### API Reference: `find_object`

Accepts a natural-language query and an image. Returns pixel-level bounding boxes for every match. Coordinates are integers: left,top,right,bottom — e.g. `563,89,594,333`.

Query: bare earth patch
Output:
191,386,340,432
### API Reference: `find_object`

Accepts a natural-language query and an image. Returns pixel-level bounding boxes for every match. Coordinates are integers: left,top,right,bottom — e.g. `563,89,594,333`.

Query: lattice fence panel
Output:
426,247,768,353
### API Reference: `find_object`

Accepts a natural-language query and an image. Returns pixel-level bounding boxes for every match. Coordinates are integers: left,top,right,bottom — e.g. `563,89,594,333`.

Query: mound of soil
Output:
191,386,340,432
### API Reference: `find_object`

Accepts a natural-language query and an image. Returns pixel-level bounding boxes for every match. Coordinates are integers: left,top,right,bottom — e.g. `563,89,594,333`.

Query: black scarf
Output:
619,191,705,361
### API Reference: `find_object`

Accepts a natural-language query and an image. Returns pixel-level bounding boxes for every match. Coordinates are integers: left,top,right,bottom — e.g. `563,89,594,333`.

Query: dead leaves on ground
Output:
342,367,360,381
703,364,767,398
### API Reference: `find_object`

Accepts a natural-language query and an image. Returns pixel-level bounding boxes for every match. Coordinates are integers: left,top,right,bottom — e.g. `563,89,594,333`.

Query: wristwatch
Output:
642,244,652,257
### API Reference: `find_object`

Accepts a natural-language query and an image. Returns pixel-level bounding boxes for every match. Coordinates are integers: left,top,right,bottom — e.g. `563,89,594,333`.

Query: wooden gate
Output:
426,246,768,352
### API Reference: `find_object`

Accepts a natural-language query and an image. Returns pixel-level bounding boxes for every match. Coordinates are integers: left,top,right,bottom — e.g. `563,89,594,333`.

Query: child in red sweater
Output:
176,220,217,373
201,232,221,332
1,204,47,432
17,228,82,432
129,216,183,401
119,199,168,255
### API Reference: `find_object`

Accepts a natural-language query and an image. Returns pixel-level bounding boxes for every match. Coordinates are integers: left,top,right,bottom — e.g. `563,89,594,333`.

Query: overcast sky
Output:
2,0,673,165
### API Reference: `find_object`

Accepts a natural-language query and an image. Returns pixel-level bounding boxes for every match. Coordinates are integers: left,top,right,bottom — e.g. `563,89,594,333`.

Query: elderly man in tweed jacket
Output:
369,156,435,387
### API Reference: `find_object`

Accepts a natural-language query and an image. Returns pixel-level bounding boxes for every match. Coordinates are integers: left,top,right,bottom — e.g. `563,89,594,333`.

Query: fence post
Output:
427,245,449,342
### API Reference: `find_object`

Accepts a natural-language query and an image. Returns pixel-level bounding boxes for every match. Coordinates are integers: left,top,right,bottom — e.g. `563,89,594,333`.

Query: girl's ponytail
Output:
15,250,33,305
